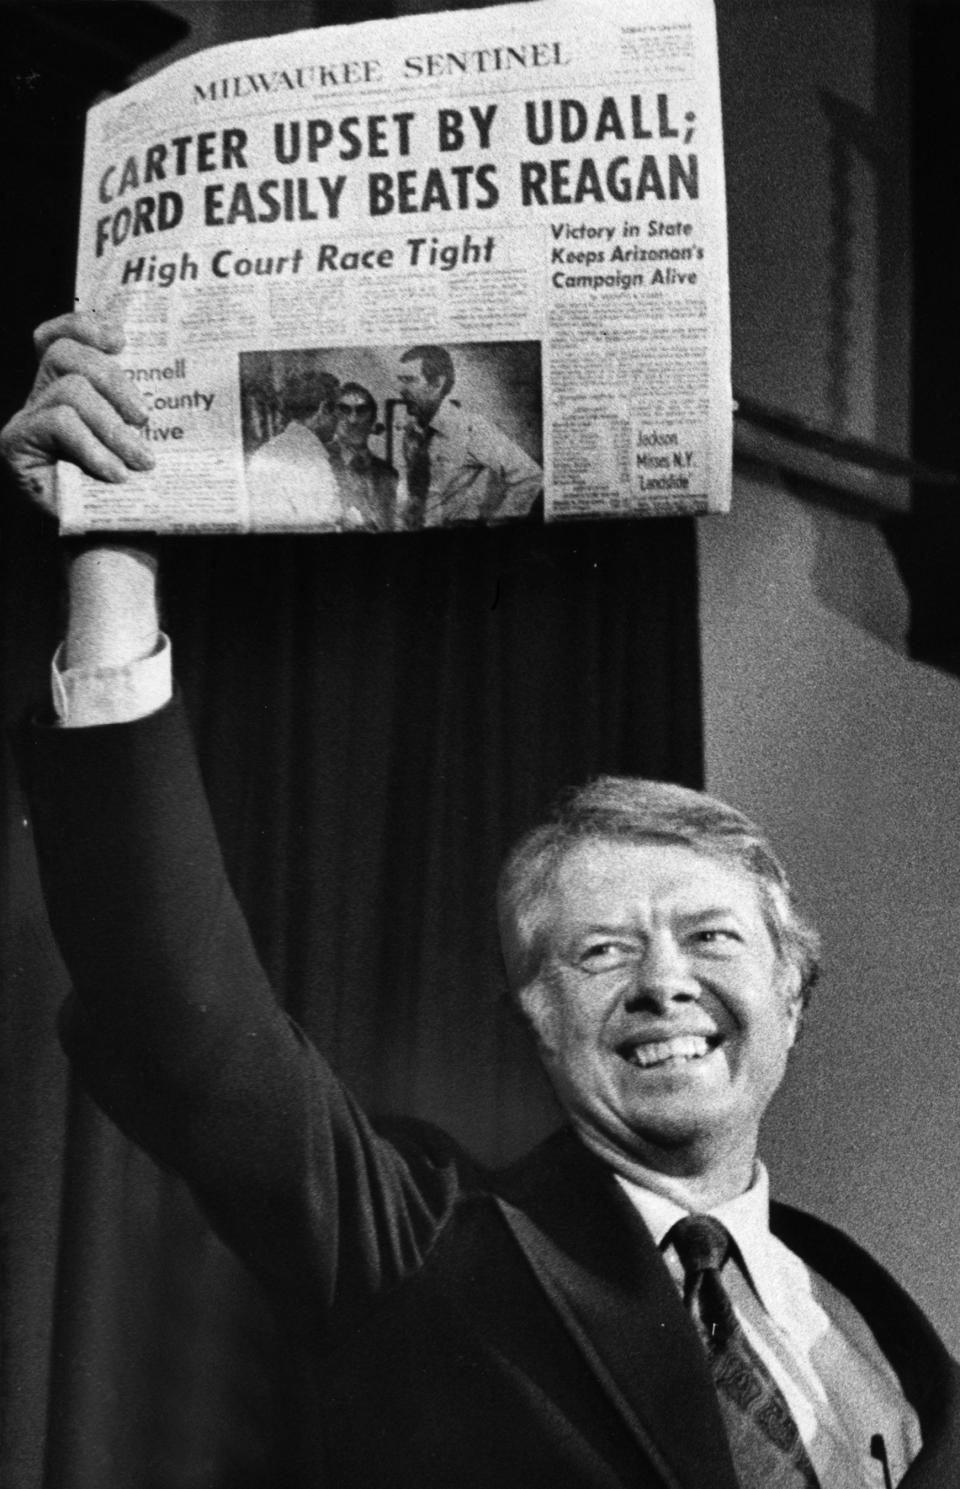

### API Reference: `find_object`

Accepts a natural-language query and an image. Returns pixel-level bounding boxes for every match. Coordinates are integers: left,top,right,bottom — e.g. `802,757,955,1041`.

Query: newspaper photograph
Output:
57,0,732,534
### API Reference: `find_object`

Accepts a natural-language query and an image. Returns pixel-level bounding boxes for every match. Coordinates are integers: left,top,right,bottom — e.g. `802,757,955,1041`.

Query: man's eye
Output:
578,942,635,970
692,928,741,948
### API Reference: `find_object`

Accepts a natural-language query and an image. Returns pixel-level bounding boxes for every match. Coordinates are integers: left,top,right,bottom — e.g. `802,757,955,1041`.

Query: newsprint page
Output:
57,0,732,534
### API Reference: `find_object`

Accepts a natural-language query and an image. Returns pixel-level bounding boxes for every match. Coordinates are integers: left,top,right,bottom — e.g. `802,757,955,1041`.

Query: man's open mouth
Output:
619,1034,721,1068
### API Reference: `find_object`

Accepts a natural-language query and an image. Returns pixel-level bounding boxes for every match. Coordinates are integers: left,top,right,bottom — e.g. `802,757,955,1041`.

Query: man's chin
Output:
575,1088,737,1165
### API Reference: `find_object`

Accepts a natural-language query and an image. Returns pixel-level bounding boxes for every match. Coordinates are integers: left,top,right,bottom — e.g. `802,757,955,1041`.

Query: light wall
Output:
701,0,960,1351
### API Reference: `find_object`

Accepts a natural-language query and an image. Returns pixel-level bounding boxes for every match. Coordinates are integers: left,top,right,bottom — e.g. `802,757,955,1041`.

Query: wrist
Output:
64,541,161,669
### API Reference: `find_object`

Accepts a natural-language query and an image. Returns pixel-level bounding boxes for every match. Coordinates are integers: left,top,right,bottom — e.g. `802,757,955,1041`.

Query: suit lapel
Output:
495,1131,739,1489
498,1138,960,1487
772,1202,960,1486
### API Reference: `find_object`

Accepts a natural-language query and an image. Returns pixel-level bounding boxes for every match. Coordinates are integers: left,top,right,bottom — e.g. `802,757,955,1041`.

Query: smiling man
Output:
508,830,805,1204
4,316,960,1489
329,380,399,530
495,780,939,1487
396,342,543,527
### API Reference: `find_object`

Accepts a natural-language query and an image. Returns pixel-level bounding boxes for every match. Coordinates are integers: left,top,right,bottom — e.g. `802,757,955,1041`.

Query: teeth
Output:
628,1035,712,1067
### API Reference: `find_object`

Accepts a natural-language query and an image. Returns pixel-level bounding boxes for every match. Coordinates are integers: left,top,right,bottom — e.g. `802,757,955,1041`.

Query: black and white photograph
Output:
241,350,399,531
240,339,543,532
2,3,960,1488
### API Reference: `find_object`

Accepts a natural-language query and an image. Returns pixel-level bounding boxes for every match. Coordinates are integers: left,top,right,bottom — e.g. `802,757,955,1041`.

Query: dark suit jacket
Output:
328,440,399,530
22,701,960,1488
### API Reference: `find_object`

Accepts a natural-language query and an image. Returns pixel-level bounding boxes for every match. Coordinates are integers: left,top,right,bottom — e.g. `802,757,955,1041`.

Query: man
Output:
245,365,343,528
3,314,959,1488
397,343,543,527
329,381,399,531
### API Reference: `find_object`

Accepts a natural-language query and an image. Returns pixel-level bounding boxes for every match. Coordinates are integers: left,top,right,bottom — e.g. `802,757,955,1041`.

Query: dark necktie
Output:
667,1215,821,1489
403,422,432,529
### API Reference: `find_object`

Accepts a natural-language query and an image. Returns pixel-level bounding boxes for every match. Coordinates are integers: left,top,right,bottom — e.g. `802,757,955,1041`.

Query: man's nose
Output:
625,935,698,1009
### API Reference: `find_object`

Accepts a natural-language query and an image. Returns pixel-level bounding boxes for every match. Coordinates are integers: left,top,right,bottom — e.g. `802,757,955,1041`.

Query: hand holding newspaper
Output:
57,0,731,534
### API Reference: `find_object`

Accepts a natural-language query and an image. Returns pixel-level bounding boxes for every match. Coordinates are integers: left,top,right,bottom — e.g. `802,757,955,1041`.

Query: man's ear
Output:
780,963,805,1045
517,978,556,1052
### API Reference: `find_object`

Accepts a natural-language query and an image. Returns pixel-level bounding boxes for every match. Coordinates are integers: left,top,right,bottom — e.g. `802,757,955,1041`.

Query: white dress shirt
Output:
245,421,343,529
617,1165,921,1486
400,399,542,527
52,635,172,727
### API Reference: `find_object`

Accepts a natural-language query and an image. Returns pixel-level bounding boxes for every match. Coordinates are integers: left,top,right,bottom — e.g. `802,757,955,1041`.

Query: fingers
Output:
24,375,155,479
1,364,154,514
62,405,146,483
1,408,127,500
34,336,150,432
1,312,158,515
33,310,124,360
20,321,154,480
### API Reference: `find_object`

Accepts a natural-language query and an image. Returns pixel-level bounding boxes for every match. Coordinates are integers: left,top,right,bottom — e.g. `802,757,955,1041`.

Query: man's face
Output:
315,396,339,446
337,394,375,453
524,839,801,1175
397,359,442,421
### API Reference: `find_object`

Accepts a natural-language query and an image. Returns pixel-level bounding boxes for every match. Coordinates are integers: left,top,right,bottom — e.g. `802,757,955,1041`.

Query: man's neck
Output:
574,1123,759,1211
302,415,333,445
414,397,444,429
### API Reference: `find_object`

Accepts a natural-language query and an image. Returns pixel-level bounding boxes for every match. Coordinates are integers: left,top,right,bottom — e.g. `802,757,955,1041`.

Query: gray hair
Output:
497,776,821,1009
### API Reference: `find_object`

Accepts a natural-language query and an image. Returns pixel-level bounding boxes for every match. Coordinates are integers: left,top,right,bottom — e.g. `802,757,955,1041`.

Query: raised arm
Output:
1,312,162,699
3,320,461,1335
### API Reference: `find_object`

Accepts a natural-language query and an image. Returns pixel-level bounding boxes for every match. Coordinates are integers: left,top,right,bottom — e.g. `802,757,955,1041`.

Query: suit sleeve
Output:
19,698,460,1342
468,414,543,519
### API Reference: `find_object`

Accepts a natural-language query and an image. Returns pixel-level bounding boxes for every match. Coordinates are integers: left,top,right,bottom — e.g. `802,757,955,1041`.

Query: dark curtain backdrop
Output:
0,6,704,1487
173,524,703,1147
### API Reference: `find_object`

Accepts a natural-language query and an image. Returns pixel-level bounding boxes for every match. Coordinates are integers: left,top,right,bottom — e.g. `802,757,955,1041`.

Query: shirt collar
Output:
425,398,461,440
615,1162,790,1316
340,446,371,472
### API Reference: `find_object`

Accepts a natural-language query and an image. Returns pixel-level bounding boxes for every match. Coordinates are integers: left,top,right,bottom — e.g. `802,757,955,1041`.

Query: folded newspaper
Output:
58,0,732,534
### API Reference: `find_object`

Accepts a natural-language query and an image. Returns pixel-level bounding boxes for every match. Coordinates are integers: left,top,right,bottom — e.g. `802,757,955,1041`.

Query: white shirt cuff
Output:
51,634,173,727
